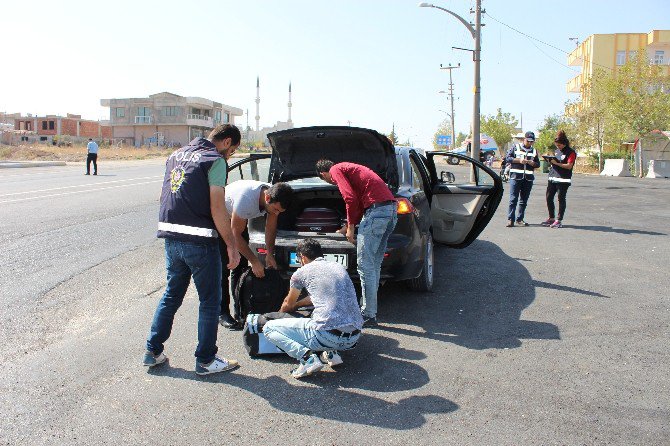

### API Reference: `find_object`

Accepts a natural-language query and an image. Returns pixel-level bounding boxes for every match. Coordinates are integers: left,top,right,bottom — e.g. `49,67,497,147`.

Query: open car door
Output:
424,151,503,249
227,153,272,183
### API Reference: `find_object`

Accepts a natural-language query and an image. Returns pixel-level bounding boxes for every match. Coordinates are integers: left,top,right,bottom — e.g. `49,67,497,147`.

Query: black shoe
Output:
516,220,529,226
93,172,97,175
362,316,377,328
85,173,90,175
506,220,514,227
219,314,242,330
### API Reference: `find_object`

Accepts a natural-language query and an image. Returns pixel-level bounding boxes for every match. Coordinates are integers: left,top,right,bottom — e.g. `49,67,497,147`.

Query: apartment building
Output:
100,92,243,147
566,29,670,111
12,113,111,144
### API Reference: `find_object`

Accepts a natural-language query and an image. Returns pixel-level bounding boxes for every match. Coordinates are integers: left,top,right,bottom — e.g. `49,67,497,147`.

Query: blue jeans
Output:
507,178,534,222
146,238,222,364
263,318,360,360
357,204,397,318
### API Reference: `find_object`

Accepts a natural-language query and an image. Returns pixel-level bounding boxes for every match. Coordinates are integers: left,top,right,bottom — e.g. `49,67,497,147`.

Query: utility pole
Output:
440,63,460,150
471,0,482,164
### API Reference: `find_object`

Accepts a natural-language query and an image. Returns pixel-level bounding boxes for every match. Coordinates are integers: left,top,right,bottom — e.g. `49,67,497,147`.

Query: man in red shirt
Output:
316,159,397,327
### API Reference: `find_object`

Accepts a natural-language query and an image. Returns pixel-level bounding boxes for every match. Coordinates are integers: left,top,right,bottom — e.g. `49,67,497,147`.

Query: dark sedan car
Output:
227,126,503,291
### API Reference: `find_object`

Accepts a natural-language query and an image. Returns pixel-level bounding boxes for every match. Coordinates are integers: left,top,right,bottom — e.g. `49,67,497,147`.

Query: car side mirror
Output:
440,171,456,183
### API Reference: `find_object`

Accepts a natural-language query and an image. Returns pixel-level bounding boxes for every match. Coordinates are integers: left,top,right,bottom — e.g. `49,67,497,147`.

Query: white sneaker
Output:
142,350,167,367
291,353,324,379
320,351,343,367
195,356,239,376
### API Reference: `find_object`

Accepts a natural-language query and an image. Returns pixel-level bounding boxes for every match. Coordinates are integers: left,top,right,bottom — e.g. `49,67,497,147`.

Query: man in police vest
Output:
504,131,540,227
143,124,242,376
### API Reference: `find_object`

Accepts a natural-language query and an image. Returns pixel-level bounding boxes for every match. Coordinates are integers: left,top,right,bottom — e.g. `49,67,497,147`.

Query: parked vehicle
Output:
445,134,499,165
227,126,503,292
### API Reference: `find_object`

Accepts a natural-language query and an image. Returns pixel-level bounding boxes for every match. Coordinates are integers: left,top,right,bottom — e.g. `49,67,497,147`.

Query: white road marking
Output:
0,176,163,197
0,180,161,204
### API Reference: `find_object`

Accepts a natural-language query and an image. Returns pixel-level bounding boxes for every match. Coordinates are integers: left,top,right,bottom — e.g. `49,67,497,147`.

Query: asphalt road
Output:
0,159,668,445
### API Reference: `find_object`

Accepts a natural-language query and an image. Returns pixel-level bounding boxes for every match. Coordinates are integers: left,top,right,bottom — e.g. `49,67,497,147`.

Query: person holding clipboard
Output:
541,130,577,229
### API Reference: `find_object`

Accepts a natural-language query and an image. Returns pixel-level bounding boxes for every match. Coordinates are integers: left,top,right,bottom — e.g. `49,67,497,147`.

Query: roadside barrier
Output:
646,160,670,178
600,159,632,177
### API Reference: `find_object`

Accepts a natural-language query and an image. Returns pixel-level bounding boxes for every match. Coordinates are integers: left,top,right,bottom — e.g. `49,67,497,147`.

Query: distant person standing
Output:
316,159,397,327
85,138,99,175
542,130,576,229
505,131,540,227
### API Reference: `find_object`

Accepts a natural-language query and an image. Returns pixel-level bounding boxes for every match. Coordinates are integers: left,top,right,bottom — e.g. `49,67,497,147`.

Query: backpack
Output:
232,267,288,321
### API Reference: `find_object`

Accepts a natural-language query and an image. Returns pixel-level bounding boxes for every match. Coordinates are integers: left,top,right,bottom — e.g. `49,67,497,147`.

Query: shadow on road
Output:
559,225,665,236
532,280,609,298
379,240,560,350
149,333,457,429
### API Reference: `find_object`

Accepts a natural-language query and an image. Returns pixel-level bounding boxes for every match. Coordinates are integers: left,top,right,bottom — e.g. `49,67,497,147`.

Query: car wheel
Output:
407,235,434,291
446,156,460,165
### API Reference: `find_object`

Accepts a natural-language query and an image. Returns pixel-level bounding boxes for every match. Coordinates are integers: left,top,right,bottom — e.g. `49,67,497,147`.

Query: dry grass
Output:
1,144,179,162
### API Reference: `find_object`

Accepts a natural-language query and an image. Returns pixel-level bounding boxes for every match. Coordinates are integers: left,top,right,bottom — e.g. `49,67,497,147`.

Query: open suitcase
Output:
295,207,343,233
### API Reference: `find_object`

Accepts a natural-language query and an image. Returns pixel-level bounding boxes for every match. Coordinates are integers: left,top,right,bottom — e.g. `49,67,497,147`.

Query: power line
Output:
484,11,613,72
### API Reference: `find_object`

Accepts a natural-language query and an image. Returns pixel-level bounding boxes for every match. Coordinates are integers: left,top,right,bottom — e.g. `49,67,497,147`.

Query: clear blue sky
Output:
2,0,668,150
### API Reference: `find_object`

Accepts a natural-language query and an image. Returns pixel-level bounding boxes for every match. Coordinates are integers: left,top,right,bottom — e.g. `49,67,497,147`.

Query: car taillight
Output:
396,198,414,214
257,248,267,254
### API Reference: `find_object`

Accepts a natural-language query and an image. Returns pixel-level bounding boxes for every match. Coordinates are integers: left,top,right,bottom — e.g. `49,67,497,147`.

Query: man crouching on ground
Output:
263,238,363,379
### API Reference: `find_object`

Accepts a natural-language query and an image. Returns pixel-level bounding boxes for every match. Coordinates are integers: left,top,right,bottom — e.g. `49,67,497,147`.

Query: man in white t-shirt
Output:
219,180,294,328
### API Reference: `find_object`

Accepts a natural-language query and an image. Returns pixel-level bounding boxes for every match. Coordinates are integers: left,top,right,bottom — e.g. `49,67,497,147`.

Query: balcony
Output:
135,116,152,124
566,74,583,93
186,114,214,128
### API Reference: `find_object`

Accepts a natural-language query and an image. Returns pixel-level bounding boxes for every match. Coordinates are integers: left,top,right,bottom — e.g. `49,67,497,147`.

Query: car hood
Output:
267,126,399,189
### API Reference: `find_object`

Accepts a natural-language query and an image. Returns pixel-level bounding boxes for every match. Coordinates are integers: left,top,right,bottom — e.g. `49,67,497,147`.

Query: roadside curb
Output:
0,161,67,169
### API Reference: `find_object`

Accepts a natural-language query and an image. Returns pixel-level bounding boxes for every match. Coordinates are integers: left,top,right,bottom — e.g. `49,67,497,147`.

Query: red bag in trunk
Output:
295,207,343,233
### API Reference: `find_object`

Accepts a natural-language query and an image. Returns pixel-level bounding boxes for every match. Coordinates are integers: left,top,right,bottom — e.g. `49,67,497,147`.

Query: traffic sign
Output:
436,134,452,146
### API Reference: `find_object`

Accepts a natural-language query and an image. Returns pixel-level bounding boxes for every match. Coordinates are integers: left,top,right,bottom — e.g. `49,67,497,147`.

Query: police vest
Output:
157,138,226,243
509,144,537,181
548,146,575,184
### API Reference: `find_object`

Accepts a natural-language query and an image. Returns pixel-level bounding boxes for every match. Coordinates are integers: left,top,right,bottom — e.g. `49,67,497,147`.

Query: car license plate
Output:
289,252,348,268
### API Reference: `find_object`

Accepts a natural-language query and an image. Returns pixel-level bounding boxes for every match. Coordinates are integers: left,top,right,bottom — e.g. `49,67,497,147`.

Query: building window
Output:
628,50,639,61
223,112,230,123
137,106,151,117
49,121,55,130
616,51,626,65
163,106,179,116
654,50,665,65
115,108,125,118
42,121,47,130
215,110,221,122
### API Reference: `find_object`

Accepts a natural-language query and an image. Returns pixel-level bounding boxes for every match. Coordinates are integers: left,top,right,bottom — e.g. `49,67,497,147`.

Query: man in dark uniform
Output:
505,131,540,227
143,124,242,376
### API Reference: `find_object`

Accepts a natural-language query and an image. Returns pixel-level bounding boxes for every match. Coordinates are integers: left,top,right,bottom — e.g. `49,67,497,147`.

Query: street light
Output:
419,1,482,167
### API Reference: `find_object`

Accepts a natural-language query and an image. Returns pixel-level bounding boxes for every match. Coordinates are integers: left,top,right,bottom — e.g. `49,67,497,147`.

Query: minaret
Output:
287,82,293,126
255,76,260,131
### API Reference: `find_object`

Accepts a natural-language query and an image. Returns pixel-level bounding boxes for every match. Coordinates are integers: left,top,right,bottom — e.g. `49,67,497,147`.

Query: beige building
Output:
566,30,670,112
100,92,243,147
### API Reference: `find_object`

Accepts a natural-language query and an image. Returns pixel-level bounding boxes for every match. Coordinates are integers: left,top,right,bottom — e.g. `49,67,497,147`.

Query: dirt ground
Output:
0,144,174,162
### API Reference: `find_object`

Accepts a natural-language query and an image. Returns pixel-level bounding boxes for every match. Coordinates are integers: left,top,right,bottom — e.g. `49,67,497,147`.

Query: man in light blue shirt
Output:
85,138,99,175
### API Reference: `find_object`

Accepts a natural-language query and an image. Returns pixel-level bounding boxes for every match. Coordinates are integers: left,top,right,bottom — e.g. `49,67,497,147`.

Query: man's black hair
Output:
266,182,294,210
315,158,334,174
208,124,241,145
296,238,323,261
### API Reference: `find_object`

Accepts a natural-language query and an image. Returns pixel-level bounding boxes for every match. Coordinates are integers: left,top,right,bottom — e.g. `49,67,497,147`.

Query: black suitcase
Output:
242,311,309,356
295,207,343,233
232,267,288,321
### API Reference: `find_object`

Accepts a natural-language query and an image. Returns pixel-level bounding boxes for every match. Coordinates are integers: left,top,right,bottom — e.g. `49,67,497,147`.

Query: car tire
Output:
406,235,434,291
446,156,460,165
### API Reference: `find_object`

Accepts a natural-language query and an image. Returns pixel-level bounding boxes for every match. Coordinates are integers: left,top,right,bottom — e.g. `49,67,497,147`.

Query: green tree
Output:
387,127,399,145
455,131,467,147
480,108,518,156
602,55,670,176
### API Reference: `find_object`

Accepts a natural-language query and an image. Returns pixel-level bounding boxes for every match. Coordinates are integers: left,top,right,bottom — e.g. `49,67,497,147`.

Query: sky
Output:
2,0,669,151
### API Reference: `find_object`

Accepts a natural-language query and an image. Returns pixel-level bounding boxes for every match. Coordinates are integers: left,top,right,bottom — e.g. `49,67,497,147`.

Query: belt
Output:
366,200,395,211
327,328,361,337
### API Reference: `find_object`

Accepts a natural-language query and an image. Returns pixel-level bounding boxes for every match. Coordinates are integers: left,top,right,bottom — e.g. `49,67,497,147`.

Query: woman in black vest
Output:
542,130,576,229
